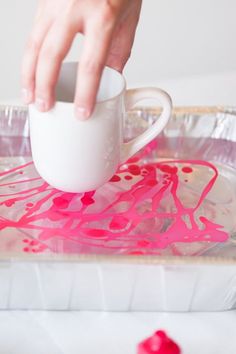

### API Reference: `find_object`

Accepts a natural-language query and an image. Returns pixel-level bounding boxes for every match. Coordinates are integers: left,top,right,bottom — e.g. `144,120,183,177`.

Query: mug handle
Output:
121,87,172,163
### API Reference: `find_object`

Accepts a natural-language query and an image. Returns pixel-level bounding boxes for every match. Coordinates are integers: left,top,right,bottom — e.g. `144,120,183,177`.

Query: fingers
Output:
21,3,51,104
106,34,132,73
106,0,142,72
21,11,51,105
74,20,115,120
35,20,77,111
21,0,139,118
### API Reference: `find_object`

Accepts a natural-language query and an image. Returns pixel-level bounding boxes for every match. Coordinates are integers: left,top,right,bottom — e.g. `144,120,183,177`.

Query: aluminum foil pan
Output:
0,105,236,311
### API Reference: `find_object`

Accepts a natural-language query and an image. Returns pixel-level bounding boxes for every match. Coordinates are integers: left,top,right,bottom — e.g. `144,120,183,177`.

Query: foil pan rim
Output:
1,104,236,116
1,252,236,265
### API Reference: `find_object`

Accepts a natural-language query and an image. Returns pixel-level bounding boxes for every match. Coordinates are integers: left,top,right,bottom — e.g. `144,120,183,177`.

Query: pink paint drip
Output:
138,330,181,354
0,144,229,255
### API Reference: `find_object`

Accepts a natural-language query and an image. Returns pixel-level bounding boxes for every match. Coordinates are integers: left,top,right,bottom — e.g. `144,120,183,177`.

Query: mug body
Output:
29,63,126,193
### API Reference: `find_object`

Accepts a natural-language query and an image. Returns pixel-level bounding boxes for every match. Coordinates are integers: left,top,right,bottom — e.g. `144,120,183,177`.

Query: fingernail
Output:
75,106,90,120
35,98,47,112
21,88,32,104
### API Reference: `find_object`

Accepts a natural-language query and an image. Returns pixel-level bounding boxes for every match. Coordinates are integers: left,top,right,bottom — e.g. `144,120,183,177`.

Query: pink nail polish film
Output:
0,139,229,255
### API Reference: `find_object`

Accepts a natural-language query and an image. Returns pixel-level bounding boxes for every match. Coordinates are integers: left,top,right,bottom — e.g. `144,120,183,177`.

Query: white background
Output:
0,0,236,104
0,1,236,353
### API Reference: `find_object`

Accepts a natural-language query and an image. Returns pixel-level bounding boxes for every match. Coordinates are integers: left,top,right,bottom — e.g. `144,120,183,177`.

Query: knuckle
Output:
36,70,55,94
95,4,116,30
40,44,62,62
80,59,103,75
124,49,131,62
61,12,78,31
35,81,52,98
108,49,131,71
21,63,34,87
26,37,40,54
21,73,32,87
102,5,116,22
36,74,55,93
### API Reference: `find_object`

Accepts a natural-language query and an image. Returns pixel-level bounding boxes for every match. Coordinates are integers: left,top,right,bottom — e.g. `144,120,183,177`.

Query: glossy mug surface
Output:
29,62,172,193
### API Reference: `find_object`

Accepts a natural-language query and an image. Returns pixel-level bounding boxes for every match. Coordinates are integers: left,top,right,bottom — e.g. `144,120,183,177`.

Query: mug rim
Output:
55,61,127,106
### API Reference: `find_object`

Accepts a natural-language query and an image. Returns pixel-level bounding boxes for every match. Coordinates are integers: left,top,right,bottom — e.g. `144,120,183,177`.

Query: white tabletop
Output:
0,311,236,353
1,72,236,354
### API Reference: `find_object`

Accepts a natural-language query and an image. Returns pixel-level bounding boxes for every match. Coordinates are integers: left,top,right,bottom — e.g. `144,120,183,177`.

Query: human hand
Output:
21,0,142,119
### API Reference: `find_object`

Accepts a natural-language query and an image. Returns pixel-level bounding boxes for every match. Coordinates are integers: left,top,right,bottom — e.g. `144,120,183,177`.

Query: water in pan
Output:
0,141,235,257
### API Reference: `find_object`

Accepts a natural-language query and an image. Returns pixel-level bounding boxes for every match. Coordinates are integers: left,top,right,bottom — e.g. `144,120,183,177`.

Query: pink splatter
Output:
138,330,181,354
29,240,38,246
137,240,150,247
182,166,193,174
85,229,108,238
81,191,95,205
110,175,121,182
109,216,129,230
5,200,15,207
128,164,141,176
53,194,74,209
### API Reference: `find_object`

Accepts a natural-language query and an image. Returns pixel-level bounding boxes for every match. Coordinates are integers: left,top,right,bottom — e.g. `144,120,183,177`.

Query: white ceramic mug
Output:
29,62,172,193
